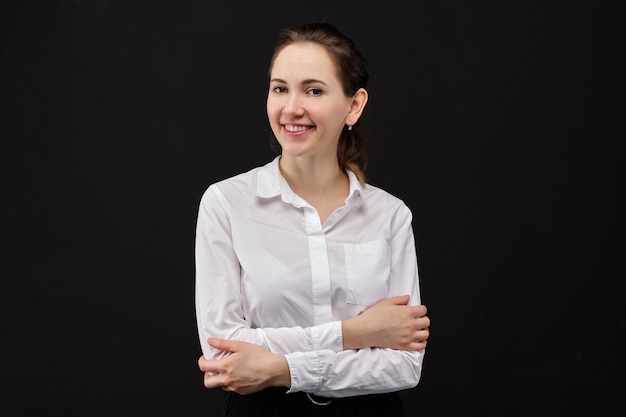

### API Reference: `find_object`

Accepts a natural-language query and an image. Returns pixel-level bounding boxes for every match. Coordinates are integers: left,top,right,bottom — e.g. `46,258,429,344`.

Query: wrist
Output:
269,354,292,388
342,316,369,350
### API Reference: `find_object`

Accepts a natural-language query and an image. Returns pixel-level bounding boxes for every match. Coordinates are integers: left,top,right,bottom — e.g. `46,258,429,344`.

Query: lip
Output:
281,123,315,135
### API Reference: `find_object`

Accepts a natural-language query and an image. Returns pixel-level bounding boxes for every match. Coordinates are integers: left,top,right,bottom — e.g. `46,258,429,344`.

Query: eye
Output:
271,86,287,94
307,88,323,97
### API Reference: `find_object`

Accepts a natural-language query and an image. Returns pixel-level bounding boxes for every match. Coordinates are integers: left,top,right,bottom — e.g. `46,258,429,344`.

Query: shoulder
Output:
361,183,409,209
360,183,415,223
200,164,264,203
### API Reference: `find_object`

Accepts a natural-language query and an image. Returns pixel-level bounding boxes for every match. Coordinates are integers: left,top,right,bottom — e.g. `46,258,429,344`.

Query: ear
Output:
345,88,368,126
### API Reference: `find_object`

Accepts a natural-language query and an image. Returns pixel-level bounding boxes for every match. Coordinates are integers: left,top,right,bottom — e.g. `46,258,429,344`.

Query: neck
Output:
279,155,348,199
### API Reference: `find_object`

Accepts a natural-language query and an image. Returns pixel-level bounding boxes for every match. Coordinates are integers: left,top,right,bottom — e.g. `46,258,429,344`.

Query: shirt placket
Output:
303,206,333,325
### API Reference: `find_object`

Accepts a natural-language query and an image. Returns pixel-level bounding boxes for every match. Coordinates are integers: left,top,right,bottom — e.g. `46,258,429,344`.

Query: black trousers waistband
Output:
222,387,406,417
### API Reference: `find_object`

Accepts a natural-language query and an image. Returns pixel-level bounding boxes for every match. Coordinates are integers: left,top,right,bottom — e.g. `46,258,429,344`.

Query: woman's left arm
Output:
198,205,430,396
198,294,430,395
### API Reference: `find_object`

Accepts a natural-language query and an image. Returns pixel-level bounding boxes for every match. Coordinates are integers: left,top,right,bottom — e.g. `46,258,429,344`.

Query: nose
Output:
282,93,304,116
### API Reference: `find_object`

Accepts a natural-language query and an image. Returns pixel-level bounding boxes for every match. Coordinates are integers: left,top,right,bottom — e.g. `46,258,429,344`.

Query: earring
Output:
347,124,353,131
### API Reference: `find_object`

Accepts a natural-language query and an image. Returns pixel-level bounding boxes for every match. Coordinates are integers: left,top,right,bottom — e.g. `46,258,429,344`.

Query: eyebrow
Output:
269,78,329,86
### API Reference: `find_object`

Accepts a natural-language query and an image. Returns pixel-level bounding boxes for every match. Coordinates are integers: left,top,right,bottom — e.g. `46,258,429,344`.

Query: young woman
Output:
195,22,430,416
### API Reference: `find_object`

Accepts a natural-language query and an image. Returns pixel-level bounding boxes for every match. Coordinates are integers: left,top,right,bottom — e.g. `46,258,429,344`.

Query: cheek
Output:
266,103,282,135
266,97,281,117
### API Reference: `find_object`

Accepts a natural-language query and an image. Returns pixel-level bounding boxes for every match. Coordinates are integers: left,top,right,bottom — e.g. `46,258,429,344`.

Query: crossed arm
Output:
197,294,430,395
196,186,430,395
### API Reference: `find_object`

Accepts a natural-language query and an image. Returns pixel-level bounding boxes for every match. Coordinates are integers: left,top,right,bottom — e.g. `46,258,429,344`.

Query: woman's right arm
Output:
195,185,428,359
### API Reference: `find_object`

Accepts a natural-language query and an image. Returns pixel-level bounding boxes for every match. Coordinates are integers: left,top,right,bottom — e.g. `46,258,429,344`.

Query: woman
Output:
195,22,430,416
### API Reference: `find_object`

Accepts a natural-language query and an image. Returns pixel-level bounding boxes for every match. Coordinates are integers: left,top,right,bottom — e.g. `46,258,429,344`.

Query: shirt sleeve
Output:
286,348,424,397
195,185,343,360
284,203,425,397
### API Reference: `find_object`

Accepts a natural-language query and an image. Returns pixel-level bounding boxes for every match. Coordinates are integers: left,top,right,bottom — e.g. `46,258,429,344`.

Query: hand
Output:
198,338,291,395
342,295,430,351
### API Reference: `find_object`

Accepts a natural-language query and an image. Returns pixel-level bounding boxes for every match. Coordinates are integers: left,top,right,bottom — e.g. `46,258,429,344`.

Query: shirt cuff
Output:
284,351,321,393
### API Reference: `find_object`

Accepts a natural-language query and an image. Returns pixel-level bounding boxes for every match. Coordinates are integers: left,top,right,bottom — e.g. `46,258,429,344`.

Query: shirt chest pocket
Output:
344,240,391,306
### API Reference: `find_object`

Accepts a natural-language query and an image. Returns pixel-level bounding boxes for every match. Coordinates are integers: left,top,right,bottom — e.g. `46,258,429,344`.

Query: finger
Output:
415,315,430,328
388,294,410,305
415,329,429,341
198,355,221,372
198,357,224,374
207,337,228,351
411,305,428,318
208,337,254,353
407,340,428,351
208,337,248,353
203,371,224,390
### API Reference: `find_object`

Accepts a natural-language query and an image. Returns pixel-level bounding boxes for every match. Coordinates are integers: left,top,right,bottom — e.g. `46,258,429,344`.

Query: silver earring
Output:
347,124,353,131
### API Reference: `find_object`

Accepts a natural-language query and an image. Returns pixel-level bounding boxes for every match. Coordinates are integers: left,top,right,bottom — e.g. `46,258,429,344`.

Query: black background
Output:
1,1,623,416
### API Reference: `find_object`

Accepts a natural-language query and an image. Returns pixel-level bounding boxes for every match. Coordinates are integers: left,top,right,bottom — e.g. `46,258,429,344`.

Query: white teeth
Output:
284,125,310,132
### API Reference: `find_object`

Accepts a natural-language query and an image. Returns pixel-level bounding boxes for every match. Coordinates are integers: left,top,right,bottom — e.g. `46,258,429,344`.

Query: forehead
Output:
271,42,339,81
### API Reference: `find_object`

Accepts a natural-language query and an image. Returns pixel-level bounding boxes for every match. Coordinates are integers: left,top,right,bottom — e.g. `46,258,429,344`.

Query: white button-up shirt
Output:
195,156,425,397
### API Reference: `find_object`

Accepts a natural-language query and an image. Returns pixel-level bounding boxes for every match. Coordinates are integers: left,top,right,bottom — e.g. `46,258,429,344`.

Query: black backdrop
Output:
1,1,623,416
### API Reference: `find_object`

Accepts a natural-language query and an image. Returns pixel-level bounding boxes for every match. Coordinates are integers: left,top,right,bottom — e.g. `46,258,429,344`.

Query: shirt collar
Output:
256,156,366,207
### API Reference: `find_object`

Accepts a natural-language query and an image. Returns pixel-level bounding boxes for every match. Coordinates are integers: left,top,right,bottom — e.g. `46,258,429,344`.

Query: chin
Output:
279,143,311,158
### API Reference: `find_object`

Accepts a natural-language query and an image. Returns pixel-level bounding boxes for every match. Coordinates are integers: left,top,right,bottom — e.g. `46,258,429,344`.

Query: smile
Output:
284,125,313,133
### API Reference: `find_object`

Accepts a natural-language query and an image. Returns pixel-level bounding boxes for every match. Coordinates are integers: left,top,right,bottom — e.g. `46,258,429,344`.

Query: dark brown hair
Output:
267,22,370,185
